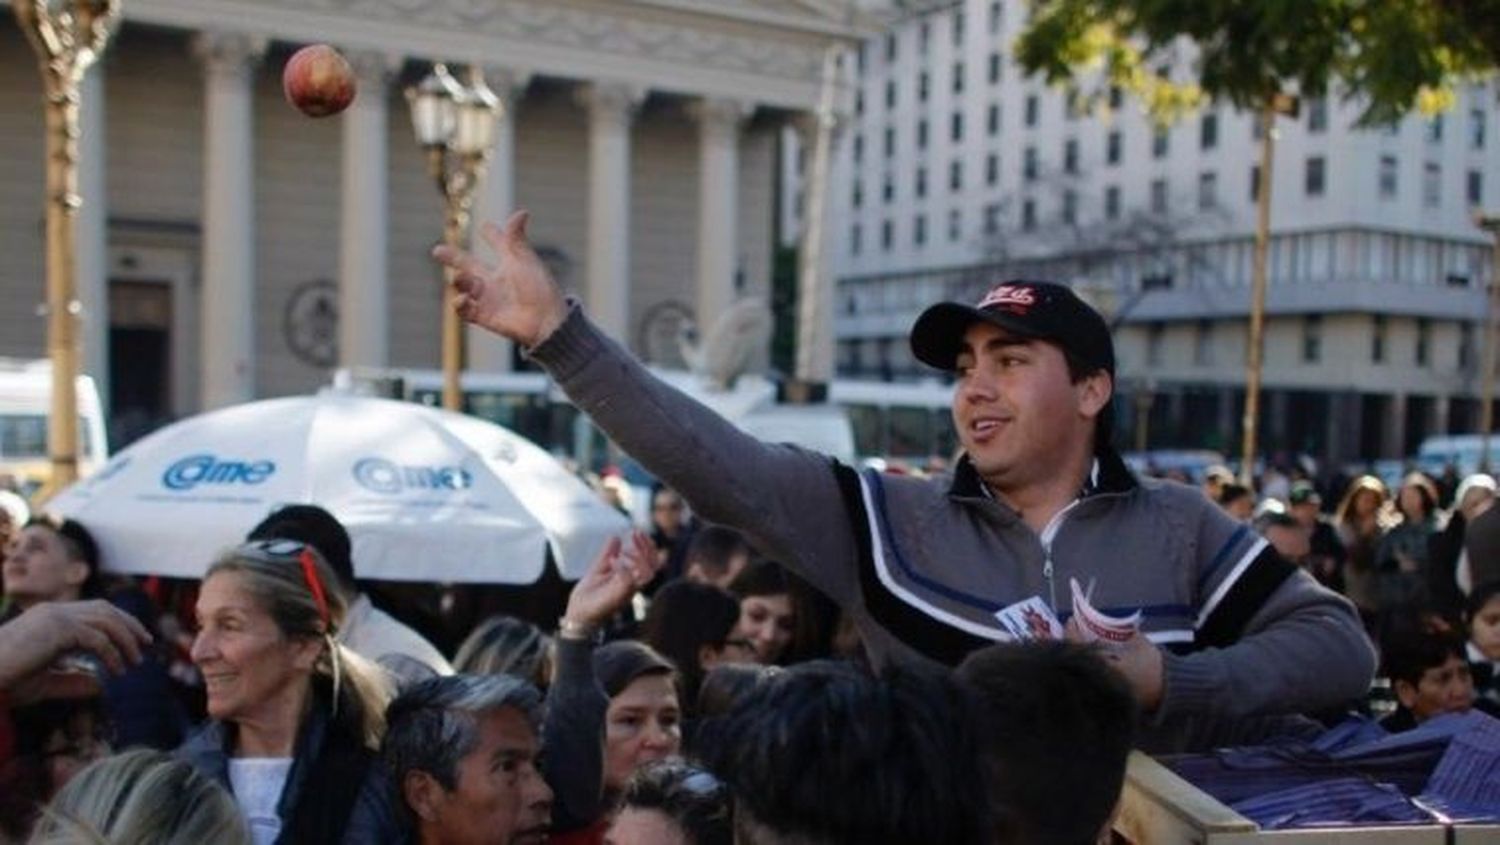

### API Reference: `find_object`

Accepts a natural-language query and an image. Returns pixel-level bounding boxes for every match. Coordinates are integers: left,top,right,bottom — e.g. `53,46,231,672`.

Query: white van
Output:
1417,433,1498,478
0,359,109,498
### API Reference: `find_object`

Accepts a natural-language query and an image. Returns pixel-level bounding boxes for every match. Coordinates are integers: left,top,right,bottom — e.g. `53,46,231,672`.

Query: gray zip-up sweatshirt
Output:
531,305,1375,753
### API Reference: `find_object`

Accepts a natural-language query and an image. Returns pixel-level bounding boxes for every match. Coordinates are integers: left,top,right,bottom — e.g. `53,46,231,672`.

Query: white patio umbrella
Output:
47,393,629,583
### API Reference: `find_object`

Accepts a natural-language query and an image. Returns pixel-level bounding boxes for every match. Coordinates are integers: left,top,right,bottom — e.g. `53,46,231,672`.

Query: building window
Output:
1147,323,1165,367
988,1,1001,34
1021,198,1036,231
881,219,893,250
951,111,964,141
851,223,862,255
852,181,863,208
1250,165,1261,202
1416,318,1430,367
919,71,930,103
1201,112,1218,149
1468,170,1483,206
1105,185,1120,220
984,203,1000,234
1025,94,1039,127
884,126,895,157
949,160,963,191
1023,146,1038,181
1301,315,1322,363
1472,108,1486,149
857,42,866,73
914,214,926,246
1063,138,1079,174
985,153,999,186
1198,171,1217,209
915,167,927,198
1379,155,1398,198
855,90,864,116
885,32,896,61
1426,115,1443,143
885,79,896,109
883,173,894,203
1305,156,1325,197
917,119,928,149
988,52,1001,84
853,133,863,163
987,103,1000,135
1423,162,1441,207
1152,127,1169,158
1150,178,1167,214
919,21,930,54
1371,314,1386,363
1106,131,1121,165
952,10,965,45
1460,322,1474,370
953,62,965,94
1194,319,1213,366
1108,86,1122,109
1307,97,1328,133
948,208,962,241
1062,190,1077,225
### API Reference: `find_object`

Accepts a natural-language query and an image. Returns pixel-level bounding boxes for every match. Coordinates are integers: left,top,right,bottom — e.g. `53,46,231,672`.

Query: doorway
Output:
108,280,172,448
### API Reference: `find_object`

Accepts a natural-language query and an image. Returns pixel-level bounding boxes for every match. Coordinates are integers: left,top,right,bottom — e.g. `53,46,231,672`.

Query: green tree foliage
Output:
1015,0,1499,126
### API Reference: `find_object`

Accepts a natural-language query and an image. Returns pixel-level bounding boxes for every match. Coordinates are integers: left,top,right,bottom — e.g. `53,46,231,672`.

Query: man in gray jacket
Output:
434,212,1375,752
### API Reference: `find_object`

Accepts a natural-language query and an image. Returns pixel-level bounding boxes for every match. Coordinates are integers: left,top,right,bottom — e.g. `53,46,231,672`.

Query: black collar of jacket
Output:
949,443,1138,500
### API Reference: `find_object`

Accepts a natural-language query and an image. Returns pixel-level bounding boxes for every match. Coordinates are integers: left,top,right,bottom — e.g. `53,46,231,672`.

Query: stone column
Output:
338,49,399,372
467,69,532,373
77,68,109,401
1386,392,1408,459
577,82,644,340
194,32,265,409
689,97,751,335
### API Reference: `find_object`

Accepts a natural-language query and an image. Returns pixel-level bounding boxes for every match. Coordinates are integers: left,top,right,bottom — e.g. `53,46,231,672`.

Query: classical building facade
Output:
0,0,861,445
783,0,1500,467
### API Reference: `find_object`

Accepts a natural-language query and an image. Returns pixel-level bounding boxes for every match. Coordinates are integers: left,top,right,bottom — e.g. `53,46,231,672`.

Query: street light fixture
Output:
14,0,122,501
1474,211,1500,472
406,63,502,412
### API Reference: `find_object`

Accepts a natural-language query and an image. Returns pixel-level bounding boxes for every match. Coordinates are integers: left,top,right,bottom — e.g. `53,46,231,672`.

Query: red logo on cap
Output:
978,284,1036,313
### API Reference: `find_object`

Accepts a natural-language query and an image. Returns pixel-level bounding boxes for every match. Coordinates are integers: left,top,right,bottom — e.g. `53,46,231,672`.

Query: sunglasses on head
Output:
237,538,333,630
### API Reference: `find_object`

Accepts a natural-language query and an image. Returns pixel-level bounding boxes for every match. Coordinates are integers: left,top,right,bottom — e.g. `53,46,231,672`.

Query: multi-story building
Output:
0,0,860,447
784,0,1500,468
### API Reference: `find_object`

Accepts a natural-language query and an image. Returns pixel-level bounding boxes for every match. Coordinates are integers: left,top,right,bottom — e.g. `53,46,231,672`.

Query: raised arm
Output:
434,212,861,606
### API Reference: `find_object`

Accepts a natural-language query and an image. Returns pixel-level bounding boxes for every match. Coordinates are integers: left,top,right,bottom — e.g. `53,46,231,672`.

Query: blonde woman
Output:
1333,475,1390,619
28,749,247,845
178,540,392,845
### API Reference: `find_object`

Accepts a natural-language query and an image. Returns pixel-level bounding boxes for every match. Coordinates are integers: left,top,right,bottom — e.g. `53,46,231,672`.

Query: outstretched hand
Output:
562,531,662,630
431,210,569,349
0,600,153,705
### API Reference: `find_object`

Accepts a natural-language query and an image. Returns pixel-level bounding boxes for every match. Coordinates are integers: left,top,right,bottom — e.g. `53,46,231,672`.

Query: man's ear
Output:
1077,371,1113,419
403,770,444,823
1393,679,1418,710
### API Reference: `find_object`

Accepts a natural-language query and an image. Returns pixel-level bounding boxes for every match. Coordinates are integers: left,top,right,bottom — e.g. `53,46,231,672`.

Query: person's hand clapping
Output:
0,600,152,705
560,531,662,636
432,210,568,348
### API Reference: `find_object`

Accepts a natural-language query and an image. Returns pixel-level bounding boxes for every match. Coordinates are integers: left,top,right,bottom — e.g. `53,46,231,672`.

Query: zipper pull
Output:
1043,550,1058,611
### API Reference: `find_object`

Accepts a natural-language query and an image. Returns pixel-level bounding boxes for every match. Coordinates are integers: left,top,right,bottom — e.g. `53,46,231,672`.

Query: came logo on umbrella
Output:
353,457,473,495
162,454,277,490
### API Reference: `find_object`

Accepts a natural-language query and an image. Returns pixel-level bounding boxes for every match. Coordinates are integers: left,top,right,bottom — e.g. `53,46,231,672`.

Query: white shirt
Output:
228,757,292,845
340,594,454,677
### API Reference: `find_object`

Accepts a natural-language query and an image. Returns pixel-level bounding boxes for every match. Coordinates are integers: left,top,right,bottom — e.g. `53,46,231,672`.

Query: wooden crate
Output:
1110,752,1485,844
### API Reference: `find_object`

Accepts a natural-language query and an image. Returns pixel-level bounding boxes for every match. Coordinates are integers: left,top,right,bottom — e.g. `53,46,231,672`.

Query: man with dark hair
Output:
248,504,452,678
700,661,989,845
957,642,1136,845
682,525,751,589
434,212,1375,752
383,674,553,845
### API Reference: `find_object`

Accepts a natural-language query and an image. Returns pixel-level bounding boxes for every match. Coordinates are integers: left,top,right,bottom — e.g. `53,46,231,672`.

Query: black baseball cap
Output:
910,280,1115,377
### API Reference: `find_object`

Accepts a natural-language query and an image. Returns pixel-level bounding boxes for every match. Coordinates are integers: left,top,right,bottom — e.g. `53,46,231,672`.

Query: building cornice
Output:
91,0,849,109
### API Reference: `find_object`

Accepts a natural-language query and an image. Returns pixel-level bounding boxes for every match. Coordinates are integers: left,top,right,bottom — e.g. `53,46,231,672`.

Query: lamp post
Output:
1475,211,1500,472
406,63,501,412
15,1,122,501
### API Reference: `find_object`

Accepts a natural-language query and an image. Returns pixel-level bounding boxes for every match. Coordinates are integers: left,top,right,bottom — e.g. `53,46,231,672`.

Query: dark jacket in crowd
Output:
178,685,373,845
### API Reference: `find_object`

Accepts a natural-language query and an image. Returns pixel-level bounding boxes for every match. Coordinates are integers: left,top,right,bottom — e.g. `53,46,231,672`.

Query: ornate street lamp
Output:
14,0,122,500
406,63,502,412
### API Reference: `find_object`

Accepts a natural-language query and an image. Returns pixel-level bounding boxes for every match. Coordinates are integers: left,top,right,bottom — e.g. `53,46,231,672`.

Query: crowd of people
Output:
0,208,1494,843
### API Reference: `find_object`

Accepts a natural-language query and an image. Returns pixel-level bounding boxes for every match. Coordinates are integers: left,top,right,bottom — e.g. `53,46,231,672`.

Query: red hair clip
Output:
299,548,331,631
